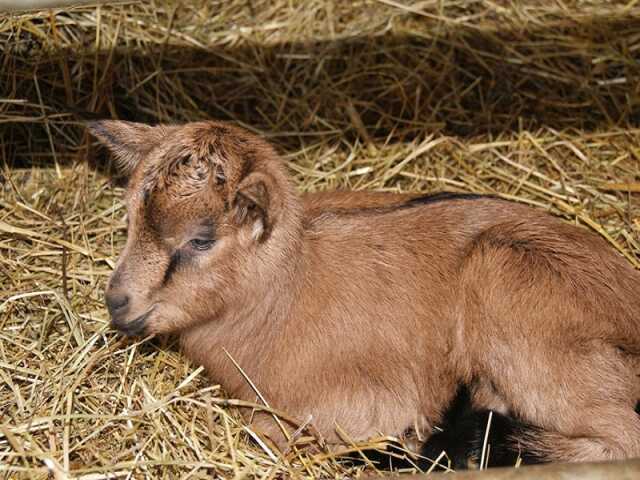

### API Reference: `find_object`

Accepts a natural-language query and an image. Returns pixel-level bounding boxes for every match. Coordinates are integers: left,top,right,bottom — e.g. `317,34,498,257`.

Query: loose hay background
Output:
1,0,640,478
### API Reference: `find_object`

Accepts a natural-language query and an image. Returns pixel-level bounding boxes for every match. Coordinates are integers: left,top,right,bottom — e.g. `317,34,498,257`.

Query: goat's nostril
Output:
106,293,129,315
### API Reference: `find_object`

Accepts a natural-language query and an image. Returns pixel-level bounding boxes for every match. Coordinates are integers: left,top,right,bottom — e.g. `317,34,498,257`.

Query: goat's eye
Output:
188,238,215,251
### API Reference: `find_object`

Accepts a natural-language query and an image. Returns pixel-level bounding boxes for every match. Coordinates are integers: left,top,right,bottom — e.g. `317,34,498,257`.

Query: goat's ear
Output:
233,172,274,242
87,120,162,176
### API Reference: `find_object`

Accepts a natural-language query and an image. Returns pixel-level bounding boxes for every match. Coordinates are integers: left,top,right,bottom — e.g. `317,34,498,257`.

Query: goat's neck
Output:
235,218,304,328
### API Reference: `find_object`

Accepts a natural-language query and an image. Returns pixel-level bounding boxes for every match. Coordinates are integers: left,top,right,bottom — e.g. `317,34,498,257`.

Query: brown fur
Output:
90,120,640,462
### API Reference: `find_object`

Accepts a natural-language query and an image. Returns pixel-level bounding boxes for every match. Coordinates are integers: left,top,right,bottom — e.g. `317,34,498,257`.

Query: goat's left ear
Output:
233,172,274,242
87,120,166,177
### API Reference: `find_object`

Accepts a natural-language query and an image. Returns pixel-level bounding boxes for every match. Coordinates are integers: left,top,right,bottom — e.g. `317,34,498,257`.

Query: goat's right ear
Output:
87,120,163,176
232,171,276,242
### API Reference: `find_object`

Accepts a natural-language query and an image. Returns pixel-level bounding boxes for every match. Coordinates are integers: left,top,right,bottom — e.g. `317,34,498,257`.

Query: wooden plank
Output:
0,0,120,13
372,459,640,479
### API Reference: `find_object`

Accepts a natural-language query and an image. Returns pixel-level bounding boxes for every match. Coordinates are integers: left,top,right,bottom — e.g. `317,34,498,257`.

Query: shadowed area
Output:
2,3,640,169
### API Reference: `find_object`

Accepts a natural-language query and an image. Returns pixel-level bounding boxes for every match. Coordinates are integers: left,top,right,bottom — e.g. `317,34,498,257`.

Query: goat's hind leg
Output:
468,344,640,461
459,223,640,463
509,404,640,463
423,400,640,467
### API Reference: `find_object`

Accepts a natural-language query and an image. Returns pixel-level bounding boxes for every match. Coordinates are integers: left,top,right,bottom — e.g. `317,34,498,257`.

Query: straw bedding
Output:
1,0,639,478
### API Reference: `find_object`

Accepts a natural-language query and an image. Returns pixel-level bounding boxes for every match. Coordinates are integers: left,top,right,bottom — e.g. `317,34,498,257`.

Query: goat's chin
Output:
144,303,196,335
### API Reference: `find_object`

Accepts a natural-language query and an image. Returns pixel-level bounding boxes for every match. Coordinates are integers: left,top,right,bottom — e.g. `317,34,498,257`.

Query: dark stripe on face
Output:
162,251,182,286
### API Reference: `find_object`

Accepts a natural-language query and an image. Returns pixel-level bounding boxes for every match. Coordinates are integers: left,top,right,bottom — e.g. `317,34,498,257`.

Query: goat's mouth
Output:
111,307,155,337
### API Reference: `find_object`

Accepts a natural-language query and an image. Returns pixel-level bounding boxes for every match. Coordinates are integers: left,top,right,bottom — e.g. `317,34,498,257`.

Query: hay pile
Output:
1,0,639,478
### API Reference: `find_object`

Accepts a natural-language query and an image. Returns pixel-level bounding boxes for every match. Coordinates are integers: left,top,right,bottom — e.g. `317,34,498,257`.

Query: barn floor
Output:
1,1,639,478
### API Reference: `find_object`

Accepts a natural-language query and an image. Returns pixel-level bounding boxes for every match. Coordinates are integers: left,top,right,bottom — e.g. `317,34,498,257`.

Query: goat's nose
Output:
106,292,129,316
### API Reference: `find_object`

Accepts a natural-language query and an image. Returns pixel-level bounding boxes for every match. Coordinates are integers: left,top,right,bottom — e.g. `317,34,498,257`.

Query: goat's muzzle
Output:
106,288,155,336
110,307,155,337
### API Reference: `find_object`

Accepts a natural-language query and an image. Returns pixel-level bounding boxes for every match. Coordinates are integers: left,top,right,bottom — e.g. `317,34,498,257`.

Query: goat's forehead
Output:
144,144,215,191
123,122,252,228
126,173,221,231
136,188,219,239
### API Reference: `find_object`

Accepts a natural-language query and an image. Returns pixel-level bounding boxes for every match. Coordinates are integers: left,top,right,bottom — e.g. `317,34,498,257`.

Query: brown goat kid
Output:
90,120,640,464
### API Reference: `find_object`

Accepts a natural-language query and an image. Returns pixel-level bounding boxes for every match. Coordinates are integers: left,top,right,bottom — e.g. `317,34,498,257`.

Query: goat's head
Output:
89,120,296,336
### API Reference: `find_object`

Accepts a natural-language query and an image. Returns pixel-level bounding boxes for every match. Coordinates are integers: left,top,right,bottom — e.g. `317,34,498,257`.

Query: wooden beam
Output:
0,0,123,13
372,459,640,480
